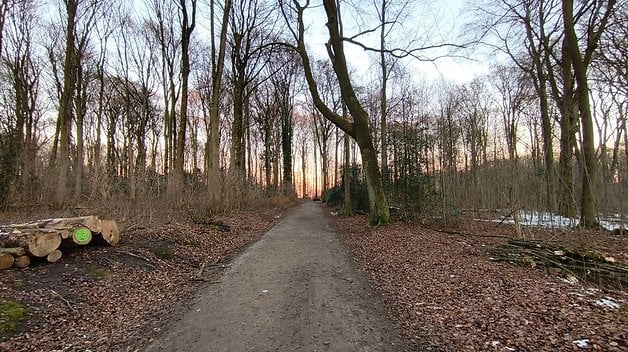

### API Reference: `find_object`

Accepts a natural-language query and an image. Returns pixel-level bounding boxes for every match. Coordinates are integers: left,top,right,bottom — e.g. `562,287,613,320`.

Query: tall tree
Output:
282,0,391,224
372,0,415,182
174,0,197,192
472,0,558,212
227,0,274,175
146,0,180,179
1,0,41,202
207,0,232,205
561,0,616,227
54,0,79,207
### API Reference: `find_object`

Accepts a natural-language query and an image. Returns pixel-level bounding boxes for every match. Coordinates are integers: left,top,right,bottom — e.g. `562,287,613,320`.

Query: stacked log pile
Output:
0,216,119,269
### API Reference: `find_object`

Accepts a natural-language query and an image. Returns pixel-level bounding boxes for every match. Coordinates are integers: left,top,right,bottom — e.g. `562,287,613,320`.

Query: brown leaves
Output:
334,214,627,352
0,207,288,352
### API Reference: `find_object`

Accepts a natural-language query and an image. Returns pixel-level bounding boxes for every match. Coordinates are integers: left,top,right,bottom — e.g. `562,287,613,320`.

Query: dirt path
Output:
146,202,412,352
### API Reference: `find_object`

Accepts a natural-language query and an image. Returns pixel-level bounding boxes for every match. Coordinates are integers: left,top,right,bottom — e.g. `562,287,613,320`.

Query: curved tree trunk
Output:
289,0,390,224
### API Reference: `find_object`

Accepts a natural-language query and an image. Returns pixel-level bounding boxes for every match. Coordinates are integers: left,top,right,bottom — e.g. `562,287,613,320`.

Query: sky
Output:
301,0,490,84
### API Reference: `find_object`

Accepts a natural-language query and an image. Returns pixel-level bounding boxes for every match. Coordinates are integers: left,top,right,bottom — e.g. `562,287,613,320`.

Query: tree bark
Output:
175,0,197,194
562,0,615,227
208,0,232,205
343,107,352,216
54,0,78,208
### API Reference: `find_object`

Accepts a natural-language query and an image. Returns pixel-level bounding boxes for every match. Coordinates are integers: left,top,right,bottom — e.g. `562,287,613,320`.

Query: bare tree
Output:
0,0,42,202
561,0,616,227
227,0,275,175
281,0,391,224
53,0,103,206
174,0,197,192
207,0,233,205
145,0,181,179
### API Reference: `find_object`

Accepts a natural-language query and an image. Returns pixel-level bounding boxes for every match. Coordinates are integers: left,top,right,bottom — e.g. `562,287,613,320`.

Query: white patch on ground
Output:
595,297,620,309
482,210,627,230
573,339,590,348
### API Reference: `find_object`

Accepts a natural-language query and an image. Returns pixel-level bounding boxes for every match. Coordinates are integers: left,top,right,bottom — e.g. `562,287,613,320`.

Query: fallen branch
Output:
426,227,512,240
118,250,157,270
193,261,207,281
51,290,77,314
492,239,627,289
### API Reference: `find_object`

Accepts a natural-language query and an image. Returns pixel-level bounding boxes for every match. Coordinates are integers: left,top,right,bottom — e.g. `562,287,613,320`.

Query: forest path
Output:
146,201,412,352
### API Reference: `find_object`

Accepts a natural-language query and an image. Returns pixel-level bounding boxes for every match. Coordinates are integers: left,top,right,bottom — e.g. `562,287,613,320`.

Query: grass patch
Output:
83,264,112,280
149,246,175,260
0,298,26,335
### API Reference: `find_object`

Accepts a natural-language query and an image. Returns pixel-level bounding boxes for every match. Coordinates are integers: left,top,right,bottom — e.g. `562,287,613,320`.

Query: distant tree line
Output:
0,0,624,227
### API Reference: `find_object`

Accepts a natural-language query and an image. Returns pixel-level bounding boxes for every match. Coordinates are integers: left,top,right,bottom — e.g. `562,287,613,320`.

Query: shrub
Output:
325,164,370,214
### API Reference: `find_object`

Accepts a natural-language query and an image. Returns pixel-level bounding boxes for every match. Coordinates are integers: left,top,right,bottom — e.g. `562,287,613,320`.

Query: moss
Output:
83,264,112,280
0,298,25,334
368,212,391,227
150,246,175,260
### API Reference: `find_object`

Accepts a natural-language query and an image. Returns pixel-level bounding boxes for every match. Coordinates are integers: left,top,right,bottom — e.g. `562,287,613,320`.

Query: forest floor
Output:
0,197,298,352
334,211,627,352
1,200,626,352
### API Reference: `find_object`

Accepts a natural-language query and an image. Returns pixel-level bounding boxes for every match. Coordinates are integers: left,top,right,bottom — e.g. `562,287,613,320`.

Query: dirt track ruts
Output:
146,201,412,352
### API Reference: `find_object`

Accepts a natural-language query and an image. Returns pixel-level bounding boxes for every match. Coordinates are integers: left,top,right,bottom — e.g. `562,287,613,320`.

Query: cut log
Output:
0,247,26,256
28,232,62,257
0,215,102,232
0,215,119,247
100,220,120,246
72,227,92,245
13,255,30,268
0,253,15,270
46,249,63,263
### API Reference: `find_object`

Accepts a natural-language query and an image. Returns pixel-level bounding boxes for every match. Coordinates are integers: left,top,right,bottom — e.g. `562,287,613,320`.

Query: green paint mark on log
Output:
73,227,92,245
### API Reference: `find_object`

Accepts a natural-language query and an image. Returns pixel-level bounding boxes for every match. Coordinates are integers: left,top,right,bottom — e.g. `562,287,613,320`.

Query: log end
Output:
28,232,62,257
72,227,93,245
14,255,31,268
0,253,15,270
46,249,63,263
100,220,120,246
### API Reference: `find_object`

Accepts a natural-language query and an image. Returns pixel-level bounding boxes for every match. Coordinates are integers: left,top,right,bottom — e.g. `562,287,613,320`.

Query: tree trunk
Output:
343,130,352,216
74,60,86,200
301,142,307,197
176,0,197,195
47,249,63,263
282,104,293,194
562,0,615,227
0,216,119,247
55,0,78,208
291,0,390,224
0,253,14,269
13,255,30,268
207,0,232,206
379,0,389,182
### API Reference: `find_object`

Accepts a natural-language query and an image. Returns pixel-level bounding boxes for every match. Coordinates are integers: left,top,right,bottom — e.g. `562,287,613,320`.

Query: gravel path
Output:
146,201,411,352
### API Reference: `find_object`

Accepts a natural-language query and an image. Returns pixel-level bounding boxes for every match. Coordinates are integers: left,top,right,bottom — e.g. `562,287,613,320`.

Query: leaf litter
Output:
0,204,293,352
333,213,627,352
